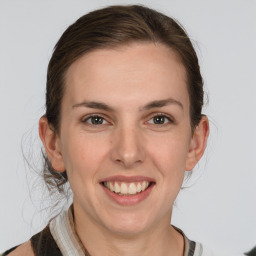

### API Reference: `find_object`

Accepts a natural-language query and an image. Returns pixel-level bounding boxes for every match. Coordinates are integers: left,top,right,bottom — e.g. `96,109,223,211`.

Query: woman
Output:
3,5,210,256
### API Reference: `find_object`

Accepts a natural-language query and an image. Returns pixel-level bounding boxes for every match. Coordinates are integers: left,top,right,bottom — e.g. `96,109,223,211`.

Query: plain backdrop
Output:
0,0,255,255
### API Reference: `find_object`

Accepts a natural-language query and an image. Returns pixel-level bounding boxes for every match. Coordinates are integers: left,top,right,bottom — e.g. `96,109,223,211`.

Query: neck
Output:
73,205,184,256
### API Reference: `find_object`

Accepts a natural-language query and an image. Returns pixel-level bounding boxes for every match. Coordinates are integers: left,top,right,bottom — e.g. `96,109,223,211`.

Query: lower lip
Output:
101,183,154,206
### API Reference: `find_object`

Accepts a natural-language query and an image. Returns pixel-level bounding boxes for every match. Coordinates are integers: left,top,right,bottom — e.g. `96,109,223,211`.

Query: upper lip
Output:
99,175,155,183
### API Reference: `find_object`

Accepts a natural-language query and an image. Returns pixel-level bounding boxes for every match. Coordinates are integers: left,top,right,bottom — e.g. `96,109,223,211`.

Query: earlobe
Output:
185,115,209,171
39,116,66,172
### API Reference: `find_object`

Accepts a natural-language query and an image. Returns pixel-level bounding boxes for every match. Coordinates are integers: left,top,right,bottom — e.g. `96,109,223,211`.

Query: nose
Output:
110,124,145,169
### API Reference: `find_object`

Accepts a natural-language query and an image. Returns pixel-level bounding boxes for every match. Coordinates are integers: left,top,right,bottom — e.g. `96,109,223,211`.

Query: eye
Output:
147,114,173,125
82,115,108,125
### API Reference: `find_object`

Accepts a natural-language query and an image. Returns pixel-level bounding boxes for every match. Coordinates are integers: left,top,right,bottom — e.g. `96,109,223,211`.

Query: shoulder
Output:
194,242,227,256
3,241,34,256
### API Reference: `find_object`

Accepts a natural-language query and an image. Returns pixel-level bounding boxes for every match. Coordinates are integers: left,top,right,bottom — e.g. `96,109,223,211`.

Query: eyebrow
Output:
72,98,183,111
140,98,183,111
72,101,114,111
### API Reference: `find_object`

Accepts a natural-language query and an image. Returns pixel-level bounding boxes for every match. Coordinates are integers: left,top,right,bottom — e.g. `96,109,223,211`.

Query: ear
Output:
186,115,209,171
39,116,66,172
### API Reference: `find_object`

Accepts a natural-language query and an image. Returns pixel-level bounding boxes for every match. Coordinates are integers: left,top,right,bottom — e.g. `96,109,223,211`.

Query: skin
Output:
38,42,209,256
8,241,34,256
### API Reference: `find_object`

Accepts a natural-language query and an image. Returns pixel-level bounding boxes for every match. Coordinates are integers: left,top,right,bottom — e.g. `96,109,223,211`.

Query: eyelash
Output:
81,114,109,125
146,113,174,126
81,113,174,127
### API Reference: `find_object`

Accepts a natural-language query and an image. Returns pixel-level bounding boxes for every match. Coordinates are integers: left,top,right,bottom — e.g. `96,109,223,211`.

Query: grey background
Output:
0,0,256,255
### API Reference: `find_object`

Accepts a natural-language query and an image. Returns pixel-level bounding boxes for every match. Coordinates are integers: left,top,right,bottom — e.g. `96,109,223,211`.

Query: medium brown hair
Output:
43,5,204,194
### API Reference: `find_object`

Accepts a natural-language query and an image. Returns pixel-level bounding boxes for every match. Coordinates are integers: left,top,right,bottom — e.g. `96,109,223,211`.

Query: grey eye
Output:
153,116,166,124
148,114,173,125
86,116,106,125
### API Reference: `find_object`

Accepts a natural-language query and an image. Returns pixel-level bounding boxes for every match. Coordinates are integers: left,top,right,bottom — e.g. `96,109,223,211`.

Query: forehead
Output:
63,42,189,110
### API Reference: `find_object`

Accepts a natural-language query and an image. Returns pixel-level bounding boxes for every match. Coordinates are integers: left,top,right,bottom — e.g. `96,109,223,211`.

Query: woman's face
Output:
48,43,204,235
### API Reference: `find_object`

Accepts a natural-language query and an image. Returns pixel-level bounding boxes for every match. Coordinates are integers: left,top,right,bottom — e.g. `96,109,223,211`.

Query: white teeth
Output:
136,183,142,193
109,182,114,192
128,183,137,195
141,181,147,191
103,181,150,195
114,182,120,193
120,183,128,194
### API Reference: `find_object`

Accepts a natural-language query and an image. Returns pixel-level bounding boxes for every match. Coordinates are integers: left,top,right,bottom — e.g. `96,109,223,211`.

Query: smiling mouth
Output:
102,181,153,196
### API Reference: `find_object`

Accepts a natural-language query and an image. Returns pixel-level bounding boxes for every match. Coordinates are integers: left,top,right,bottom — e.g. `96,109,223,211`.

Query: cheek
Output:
150,136,189,162
60,133,108,178
148,133,190,176
60,136,106,202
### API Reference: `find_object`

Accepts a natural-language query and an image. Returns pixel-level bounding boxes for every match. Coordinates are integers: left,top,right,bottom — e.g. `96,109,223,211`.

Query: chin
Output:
101,211,156,237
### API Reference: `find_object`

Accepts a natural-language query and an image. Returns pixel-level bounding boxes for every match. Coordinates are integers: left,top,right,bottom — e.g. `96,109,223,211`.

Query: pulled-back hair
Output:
43,5,204,196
